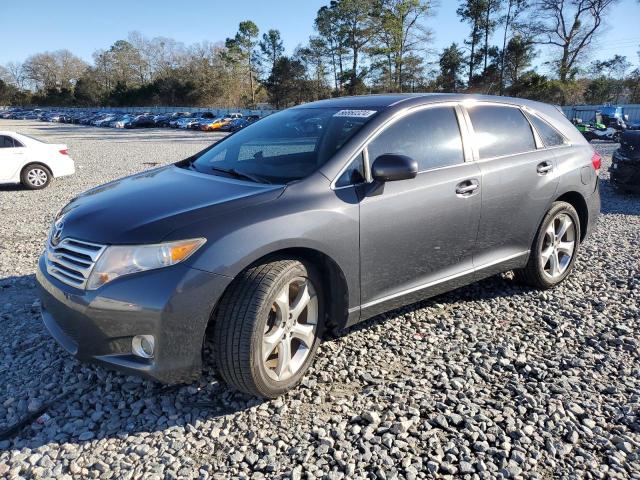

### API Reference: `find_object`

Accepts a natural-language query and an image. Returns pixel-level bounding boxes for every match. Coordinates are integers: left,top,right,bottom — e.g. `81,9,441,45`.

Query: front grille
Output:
45,237,106,289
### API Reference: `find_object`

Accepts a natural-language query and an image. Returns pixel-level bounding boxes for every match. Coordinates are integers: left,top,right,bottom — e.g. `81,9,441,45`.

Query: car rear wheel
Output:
515,201,581,289
213,258,324,398
21,164,51,190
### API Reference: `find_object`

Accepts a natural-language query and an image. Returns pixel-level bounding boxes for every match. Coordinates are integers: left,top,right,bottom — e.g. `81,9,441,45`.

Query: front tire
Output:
213,259,324,398
21,164,51,190
515,201,581,289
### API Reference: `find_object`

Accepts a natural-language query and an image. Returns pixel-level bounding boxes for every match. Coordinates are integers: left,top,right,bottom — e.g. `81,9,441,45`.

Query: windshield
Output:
183,107,377,184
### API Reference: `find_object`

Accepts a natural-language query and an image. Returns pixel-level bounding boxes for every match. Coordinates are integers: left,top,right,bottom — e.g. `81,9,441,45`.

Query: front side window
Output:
367,106,464,172
525,112,567,147
184,108,377,184
467,104,536,159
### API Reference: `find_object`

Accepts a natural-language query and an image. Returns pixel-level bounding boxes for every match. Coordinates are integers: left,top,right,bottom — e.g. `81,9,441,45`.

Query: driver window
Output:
367,106,464,171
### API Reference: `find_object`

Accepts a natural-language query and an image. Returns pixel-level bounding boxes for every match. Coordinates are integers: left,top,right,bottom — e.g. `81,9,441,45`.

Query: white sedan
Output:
0,131,75,189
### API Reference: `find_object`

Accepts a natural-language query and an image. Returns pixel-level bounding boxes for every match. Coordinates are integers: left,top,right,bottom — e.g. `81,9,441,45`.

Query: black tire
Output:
213,258,324,398
21,164,52,190
515,201,581,289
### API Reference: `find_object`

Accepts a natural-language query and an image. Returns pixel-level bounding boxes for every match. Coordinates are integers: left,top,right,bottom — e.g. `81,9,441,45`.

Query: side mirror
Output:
371,154,418,182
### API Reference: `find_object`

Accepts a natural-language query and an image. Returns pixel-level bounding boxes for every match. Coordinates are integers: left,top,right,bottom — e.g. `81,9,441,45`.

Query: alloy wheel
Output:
262,277,318,382
540,213,576,279
27,168,48,187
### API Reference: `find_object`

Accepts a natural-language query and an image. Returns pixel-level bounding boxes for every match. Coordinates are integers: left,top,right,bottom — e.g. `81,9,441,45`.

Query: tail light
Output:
59,149,68,155
591,150,601,172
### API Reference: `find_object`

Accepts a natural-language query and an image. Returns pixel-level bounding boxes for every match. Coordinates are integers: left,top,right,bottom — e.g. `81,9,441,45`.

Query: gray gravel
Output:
0,121,639,479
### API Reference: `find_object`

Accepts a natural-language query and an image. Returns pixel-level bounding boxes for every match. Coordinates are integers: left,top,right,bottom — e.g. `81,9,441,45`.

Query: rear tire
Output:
21,164,51,190
213,258,324,398
515,201,581,289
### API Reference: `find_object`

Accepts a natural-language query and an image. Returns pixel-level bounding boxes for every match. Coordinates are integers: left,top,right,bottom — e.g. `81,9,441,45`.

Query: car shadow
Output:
0,273,265,452
0,269,529,452
0,184,23,192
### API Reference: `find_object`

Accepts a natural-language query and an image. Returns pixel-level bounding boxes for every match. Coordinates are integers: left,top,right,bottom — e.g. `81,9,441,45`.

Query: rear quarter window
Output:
525,112,568,147
468,104,536,159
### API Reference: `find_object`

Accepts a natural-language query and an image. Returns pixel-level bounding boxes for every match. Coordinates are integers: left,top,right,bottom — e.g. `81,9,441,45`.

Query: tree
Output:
481,0,502,72
530,0,619,82
457,0,487,86
259,29,284,77
438,43,465,92
315,3,348,92
264,56,309,108
498,0,529,94
22,50,88,91
503,35,535,85
585,55,630,103
4,62,27,90
296,37,331,100
370,0,434,92
226,21,260,106
324,0,376,95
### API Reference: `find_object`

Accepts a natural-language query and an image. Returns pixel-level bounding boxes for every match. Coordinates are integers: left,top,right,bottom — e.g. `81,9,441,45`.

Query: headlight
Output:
86,238,206,290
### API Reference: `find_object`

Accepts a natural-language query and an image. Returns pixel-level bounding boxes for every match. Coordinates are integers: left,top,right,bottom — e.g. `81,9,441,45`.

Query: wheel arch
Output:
554,191,589,242
205,246,350,338
20,161,53,178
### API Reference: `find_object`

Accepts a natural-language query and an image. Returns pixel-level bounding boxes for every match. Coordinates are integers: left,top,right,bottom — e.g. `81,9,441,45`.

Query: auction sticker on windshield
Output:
333,110,377,118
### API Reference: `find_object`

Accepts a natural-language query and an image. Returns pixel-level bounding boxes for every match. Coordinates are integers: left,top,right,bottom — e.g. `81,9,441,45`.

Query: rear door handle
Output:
456,180,479,196
537,162,553,174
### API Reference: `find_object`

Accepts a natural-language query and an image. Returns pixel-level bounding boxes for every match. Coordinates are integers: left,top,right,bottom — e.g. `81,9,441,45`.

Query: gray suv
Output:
37,94,601,397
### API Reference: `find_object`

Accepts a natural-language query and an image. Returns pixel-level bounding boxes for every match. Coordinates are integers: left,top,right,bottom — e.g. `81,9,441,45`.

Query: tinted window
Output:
526,113,567,147
335,152,365,187
468,105,536,159
0,136,15,148
367,107,464,171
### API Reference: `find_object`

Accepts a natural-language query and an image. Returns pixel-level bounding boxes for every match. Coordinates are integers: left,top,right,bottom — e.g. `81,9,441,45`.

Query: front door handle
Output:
537,161,553,174
456,180,479,196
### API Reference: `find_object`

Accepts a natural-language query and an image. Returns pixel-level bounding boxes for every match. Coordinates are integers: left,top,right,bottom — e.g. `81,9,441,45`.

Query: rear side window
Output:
0,136,16,148
525,113,567,147
468,105,536,159
367,106,464,171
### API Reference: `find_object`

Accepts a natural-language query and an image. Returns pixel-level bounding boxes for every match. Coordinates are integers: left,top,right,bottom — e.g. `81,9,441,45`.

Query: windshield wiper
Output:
209,166,272,184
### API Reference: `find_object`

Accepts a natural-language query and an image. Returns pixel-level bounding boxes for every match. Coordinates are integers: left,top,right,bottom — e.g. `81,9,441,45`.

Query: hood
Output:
57,165,284,244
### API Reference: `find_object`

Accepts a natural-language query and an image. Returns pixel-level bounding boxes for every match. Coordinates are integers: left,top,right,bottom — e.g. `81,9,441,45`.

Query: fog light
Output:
132,335,155,358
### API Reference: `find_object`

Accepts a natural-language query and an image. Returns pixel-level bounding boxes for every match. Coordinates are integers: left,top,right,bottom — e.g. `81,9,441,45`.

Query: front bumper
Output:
36,255,231,384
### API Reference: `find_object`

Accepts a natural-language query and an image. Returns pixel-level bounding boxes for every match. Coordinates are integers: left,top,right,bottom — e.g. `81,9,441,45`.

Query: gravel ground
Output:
0,121,638,479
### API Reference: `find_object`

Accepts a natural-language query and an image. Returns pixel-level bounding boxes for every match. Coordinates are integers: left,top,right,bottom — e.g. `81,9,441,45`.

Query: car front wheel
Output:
21,164,52,190
213,258,324,398
515,201,581,289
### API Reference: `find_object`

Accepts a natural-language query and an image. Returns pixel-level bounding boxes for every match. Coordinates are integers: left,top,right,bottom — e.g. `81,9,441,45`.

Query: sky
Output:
1,0,639,72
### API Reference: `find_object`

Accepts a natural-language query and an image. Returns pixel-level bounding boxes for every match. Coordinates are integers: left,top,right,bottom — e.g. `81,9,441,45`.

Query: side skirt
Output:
346,251,529,328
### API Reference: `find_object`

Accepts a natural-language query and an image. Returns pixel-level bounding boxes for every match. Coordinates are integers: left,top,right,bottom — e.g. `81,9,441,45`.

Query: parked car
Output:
36,94,600,398
200,117,230,131
610,130,640,193
219,118,249,132
0,131,75,189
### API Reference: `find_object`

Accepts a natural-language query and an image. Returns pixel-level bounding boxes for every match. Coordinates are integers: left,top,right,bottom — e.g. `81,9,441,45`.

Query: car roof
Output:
292,93,561,114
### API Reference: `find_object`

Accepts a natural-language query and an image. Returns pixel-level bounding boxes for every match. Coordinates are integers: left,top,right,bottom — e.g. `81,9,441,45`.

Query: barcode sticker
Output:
333,110,377,118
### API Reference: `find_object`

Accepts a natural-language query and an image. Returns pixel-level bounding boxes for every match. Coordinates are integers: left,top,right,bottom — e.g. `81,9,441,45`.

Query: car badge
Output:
51,220,64,246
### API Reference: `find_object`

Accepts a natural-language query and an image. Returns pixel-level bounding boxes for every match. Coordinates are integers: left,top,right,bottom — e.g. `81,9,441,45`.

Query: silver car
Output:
37,94,600,397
